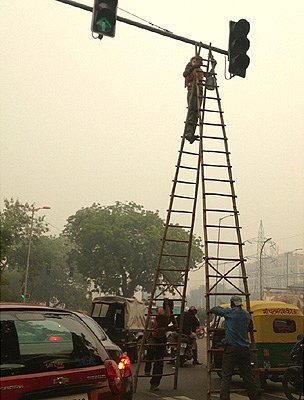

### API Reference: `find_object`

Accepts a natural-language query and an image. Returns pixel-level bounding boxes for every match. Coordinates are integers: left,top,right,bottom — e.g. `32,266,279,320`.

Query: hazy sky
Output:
1,0,303,269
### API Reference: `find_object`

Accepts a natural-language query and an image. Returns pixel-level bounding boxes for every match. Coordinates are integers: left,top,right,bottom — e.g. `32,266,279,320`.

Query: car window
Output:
0,311,109,377
81,314,108,341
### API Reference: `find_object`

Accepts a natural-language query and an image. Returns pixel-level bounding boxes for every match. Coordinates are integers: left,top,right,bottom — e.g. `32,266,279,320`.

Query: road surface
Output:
133,337,287,400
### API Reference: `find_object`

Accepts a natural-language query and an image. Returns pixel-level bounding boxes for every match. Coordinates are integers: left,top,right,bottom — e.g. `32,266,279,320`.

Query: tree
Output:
0,198,48,271
64,201,203,297
0,235,91,310
0,199,91,310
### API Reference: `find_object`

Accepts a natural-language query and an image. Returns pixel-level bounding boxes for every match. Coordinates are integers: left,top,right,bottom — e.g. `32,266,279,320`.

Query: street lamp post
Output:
18,203,51,303
216,214,234,266
286,248,302,288
259,237,272,300
215,214,234,293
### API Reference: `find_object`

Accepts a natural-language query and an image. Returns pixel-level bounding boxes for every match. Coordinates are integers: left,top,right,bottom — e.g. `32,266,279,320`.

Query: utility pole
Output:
286,248,302,288
18,204,51,302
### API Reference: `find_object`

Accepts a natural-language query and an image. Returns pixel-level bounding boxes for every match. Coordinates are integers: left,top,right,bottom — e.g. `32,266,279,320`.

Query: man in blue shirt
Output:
210,295,260,400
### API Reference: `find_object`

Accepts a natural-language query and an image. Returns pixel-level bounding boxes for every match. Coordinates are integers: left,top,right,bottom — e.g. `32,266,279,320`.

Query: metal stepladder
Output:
134,47,256,397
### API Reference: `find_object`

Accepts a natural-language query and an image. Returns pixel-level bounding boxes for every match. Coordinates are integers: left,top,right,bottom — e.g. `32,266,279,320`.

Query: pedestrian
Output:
178,306,202,365
210,295,260,400
144,298,178,391
183,55,204,144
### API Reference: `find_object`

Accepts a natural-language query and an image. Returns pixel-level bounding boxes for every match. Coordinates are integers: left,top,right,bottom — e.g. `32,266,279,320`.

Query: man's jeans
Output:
220,345,260,400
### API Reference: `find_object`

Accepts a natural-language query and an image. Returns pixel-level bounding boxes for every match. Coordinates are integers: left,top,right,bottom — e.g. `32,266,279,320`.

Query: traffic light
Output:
91,0,118,38
228,19,250,78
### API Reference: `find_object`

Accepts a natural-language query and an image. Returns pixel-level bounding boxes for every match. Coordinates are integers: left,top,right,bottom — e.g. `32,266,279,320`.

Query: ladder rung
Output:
157,283,185,287
205,193,236,198
140,371,175,377
203,163,231,168
151,297,184,302
201,135,227,141
159,268,186,272
180,150,199,156
172,194,195,200
202,149,229,154
206,240,240,246
179,165,197,170
204,178,234,183
204,109,223,114
137,372,175,378
201,95,220,100
205,209,236,213
201,82,218,88
203,122,226,127
170,209,193,214
163,238,189,243
175,179,196,185
205,224,240,229
207,257,246,262
162,253,187,258
168,224,191,229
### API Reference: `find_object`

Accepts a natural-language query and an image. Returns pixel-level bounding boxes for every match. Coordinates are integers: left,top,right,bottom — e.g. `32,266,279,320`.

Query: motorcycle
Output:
282,335,303,400
179,334,194,366
167,332,194,367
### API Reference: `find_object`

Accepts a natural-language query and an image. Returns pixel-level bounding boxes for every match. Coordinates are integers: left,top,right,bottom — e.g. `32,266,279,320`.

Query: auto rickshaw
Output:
91,295,146,362
211,300,304,385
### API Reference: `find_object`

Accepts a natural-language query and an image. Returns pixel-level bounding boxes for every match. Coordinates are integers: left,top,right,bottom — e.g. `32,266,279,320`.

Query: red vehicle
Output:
0,303,122,400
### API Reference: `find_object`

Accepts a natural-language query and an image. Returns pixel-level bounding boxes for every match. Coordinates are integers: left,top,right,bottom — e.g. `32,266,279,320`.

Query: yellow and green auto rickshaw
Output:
211,300,304,385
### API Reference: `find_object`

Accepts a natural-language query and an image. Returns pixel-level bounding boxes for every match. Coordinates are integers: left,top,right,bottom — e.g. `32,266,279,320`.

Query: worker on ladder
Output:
144,298,178,391
183,55,204,144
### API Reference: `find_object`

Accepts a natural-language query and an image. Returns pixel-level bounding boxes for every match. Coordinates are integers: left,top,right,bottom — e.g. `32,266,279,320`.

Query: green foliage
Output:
1,198,203,308
0,235,91,309
64,201,203,297
0,198,49,270
0,198,91,310
0,268,24,301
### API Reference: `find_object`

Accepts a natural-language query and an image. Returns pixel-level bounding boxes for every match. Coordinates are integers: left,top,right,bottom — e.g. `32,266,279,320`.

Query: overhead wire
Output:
118,7,173,33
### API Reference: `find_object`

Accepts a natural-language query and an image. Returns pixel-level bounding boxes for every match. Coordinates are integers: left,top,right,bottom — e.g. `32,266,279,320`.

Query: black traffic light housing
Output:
228,19,250,78
91,0,118,38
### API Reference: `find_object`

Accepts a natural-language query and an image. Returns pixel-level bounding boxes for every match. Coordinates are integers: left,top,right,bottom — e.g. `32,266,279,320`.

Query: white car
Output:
72,312,133,400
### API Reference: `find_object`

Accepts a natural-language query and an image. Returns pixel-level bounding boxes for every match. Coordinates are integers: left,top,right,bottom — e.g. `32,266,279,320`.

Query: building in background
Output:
246,251,304,311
